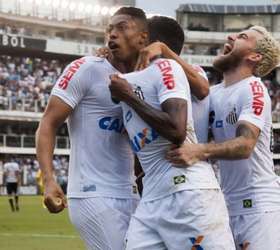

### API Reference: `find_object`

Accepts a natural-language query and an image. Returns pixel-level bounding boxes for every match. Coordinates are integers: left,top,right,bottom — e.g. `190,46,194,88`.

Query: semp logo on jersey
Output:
250,81,264,116
99,116,124,133
156,59,175,90
58,57,86,90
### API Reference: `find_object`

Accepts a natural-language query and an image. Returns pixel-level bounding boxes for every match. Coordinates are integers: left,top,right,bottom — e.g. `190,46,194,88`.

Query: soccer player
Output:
36,7,149,250
3,159,20,212
166,26,280,249
98,16,210,143
135,15,210,143
108,16,235,249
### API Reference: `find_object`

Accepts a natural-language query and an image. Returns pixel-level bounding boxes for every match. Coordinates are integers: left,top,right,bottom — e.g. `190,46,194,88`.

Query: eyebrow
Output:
111,20,129,27
238,32,249,38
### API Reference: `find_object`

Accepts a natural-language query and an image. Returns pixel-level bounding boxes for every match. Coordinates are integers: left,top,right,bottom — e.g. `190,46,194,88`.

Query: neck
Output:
223,65,253,86
111,54,139,73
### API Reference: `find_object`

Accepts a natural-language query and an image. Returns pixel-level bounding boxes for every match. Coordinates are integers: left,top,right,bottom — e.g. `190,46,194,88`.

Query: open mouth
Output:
108,41,119,51
223,43,233,55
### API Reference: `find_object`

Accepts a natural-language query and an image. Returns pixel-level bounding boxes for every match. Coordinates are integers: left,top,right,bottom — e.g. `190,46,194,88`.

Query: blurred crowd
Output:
0,55,280,118
0,55,66,112
0,156,68,189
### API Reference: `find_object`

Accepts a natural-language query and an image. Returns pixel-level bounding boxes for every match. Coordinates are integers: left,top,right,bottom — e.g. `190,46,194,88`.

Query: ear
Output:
248,52,262,64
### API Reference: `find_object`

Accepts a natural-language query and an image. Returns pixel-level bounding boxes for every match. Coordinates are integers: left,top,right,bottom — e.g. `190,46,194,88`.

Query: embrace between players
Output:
36,7,280,250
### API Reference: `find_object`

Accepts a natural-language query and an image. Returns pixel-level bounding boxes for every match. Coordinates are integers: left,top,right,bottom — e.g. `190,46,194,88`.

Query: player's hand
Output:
109,74,134,102
166,143,206,166
43,179,67,213
135,42,164,71
95,47,113,61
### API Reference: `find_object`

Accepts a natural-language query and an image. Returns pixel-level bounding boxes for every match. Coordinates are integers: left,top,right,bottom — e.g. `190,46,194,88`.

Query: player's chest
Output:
210,91,241,132
84,79,120,110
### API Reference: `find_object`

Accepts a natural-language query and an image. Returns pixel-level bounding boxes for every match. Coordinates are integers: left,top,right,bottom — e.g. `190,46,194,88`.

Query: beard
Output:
213,52,243,73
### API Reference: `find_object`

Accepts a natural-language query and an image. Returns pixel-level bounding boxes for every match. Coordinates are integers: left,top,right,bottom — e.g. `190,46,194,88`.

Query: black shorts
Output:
6,182,18,195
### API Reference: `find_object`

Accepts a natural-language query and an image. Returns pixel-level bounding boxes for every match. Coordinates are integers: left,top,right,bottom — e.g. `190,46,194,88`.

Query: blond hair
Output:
249,26,280,77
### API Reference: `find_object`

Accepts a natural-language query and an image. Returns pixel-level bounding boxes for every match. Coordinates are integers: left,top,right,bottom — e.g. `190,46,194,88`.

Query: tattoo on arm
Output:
205,122,259,160
236,123,258,140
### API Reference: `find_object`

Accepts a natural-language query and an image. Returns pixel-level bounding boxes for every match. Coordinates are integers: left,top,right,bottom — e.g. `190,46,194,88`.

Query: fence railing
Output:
0,134,70,149
0,96,49,113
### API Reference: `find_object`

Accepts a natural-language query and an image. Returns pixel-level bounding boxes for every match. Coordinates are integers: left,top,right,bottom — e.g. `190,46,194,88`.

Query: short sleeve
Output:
15,164,20,172
154,59,189,104
191,64,208,80
238,80,269,130
51,57,88,109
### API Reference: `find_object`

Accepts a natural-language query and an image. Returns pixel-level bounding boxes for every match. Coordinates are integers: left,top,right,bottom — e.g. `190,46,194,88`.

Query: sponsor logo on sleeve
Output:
58,57,86,90
155,60,175,90
250,81,264,116
189,235,204,250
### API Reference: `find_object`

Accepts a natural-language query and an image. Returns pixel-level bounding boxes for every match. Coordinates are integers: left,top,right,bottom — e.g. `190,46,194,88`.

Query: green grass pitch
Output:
0,195,85,250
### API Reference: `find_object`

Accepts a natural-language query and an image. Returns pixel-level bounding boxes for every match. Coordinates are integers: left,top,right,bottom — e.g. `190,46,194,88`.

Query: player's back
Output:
4,162,19,183
210,77,280,215
51,56,137,199
191,65,210,143
122,59,219,201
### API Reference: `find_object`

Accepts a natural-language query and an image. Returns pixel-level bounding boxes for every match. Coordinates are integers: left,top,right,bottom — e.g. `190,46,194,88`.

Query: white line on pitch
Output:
0,233,79,239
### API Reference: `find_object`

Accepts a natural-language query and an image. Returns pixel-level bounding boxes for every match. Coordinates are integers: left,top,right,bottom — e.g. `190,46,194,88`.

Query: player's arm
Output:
16,169,21,185
167,81,267,166
166,121,259,166
36,96,72,212
135,42,209,100
109,74,187,145
3,167,6,185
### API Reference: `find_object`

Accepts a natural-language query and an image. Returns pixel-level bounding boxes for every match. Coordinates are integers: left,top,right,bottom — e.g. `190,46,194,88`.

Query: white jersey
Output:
51,56,137,199
121,59,219,202
4,162,19,183
210,76,280,216
191,65,210,143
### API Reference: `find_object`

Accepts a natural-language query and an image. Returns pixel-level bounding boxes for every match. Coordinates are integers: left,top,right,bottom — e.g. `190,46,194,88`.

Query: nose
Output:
108,28,118,40
227,33,236,42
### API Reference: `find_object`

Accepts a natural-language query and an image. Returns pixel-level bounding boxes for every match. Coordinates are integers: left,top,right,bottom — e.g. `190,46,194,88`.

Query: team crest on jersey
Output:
226,107,238,125
133,85,145,100
189,235,204,250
